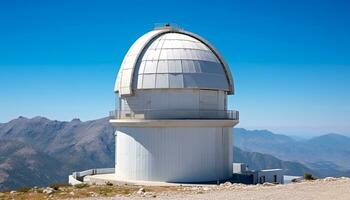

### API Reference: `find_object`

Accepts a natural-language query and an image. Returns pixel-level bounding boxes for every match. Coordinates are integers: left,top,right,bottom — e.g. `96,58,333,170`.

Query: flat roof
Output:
260,169,283,172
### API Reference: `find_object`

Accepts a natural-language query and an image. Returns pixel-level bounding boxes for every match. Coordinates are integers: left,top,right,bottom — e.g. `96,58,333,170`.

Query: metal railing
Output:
109,109,239,120
72,168,115,181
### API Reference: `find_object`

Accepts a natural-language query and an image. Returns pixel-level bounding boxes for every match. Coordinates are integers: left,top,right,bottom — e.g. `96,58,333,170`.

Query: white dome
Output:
115,27,234,96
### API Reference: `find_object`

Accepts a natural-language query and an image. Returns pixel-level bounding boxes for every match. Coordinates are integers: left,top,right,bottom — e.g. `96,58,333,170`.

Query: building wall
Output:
115,126,233,182
120,89,226,112
257,170,284,184
232,163,248,174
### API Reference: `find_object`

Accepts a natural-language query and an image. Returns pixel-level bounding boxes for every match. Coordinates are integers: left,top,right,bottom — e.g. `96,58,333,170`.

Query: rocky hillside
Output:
0,116,115,170
0,116,115,190
0,140,64,189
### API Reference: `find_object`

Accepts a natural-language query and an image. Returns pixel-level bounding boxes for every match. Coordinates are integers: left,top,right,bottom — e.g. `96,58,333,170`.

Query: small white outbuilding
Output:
110,24,239,183
258,169,284,184
232,163,284,184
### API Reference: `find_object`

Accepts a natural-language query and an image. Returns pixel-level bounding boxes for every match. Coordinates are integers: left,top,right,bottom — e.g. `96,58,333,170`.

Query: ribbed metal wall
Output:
120,90,226,111
115,127,233,182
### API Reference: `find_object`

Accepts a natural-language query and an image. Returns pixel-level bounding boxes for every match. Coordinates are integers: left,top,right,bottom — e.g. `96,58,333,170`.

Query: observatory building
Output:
110,25,239,183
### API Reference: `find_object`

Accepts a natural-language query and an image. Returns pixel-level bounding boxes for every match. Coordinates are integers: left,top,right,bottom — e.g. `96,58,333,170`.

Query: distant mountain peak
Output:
307,133,350,146
31,116,50,121
71,118,81,123
321,133,349,138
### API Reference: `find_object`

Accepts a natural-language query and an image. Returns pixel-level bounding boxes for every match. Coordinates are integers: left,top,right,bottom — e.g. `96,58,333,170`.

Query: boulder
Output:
323,177,338,182
202,187,210,191
137,188,145,195
262,182,275,186
43,187,55,194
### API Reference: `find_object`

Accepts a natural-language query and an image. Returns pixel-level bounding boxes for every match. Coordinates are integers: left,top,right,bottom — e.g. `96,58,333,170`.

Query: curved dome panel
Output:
115,27,234,96
115,29,168,95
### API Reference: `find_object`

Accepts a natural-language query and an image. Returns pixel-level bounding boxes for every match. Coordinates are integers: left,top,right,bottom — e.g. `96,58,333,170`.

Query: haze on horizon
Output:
0,0,349,137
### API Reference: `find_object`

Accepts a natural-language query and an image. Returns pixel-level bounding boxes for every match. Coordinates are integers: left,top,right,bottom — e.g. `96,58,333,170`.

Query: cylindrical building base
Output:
115,126,233,183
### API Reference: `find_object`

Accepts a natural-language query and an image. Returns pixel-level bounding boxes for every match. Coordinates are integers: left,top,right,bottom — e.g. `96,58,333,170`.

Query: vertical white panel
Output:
157,61,169,73
159,49,167,59
142,74,156,88
168,60,182,73
169,74,184,88
172,49,181,59
116,126,233,182
155,74,169,88
138,61,146,74
227,127,233,177
150,90,168,110
137,74,143,89
166,90,199,110
217,91,225,110
130,90,226,114
143,61,158,74
199,90,219,110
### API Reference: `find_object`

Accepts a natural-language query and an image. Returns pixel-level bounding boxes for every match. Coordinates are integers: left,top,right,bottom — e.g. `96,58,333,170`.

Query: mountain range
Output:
234,128,350,177
0,116,349,190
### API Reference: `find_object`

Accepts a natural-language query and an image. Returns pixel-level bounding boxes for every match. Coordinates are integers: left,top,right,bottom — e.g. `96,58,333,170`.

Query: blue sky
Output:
0,0,349,136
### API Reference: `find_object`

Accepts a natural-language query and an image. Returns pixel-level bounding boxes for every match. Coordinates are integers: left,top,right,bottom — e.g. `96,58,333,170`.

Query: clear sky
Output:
0,0,349,136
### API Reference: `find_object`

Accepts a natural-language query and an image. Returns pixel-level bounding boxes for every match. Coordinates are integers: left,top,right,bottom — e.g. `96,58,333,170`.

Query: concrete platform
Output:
85,174,219,187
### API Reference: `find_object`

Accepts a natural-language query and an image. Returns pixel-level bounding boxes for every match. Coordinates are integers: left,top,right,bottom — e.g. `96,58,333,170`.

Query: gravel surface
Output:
77,177,350,200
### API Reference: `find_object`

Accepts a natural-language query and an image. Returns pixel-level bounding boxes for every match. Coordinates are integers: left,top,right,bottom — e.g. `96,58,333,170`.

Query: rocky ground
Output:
1,177,350,200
